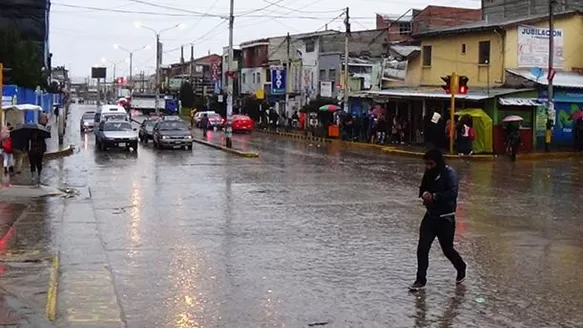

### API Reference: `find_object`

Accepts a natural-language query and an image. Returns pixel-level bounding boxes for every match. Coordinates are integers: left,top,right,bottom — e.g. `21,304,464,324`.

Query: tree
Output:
0,26,44,89
179,82,194,108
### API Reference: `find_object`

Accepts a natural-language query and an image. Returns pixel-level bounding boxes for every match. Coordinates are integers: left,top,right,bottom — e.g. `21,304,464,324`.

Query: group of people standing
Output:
340,112,409,144
1,123,47,185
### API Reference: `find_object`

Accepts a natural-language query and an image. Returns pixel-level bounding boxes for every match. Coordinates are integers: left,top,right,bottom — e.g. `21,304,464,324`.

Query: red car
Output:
224,114,254,133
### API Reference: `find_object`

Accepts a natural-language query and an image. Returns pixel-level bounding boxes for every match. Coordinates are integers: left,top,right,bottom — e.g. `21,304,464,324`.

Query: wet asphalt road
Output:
6,104,583,327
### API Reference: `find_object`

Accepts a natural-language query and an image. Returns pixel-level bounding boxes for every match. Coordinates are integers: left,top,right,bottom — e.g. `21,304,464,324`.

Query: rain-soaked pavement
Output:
2,104,583,328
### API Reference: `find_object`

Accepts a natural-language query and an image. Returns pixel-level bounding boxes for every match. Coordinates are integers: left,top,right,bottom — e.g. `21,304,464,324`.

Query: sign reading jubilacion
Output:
517,25,564,68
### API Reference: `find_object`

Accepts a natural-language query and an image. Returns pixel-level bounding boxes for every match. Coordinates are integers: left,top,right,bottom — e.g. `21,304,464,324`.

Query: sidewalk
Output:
258,129,583,161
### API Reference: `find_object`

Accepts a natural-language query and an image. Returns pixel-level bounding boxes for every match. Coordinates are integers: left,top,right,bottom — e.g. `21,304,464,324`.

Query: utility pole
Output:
343,7,350,113
129,52,133,93
285,32,290,117
449,72,458,155
190,45,194,91
225,0,234,148
546,0,557,152
155,33,161,115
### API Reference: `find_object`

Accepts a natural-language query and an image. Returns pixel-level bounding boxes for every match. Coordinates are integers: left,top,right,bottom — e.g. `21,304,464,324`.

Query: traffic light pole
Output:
449,72,457,155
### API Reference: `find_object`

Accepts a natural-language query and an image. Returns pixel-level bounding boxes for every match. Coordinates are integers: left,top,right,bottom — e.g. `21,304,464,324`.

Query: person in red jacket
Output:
2,134,14,174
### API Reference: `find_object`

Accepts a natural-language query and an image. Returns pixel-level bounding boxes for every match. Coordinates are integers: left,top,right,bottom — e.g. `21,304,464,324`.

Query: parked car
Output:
207,113,225,129
152,120,193,150
139,118,160,143
231,114,254,133
95,120,138,151
193,111,216,127
80,111,96,132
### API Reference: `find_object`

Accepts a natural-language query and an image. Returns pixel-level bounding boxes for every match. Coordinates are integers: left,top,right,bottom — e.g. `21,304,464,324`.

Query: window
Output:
329,69,336,82
319,69,327,81
422,45,432,66
399,22,411,35
461,44,466,55
252,73,256,84
242,73,246,84
265,70,270,82
478,40,490,64
256,72,261,84
305,39,315,52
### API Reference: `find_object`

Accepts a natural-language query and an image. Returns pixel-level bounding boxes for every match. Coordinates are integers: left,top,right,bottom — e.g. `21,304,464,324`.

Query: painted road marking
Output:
46,255,59,321
58,268,123,324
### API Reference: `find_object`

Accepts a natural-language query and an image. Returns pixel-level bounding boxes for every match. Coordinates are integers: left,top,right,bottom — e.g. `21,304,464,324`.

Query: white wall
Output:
240,67,263,94
298,38,319,103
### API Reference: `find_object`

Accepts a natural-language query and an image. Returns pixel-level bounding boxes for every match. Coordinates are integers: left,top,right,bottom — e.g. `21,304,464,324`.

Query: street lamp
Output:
113,43,150,93
134,21,186,115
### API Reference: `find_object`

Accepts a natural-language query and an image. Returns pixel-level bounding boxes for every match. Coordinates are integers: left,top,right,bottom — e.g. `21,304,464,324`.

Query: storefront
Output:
495,97,544,153
539,88,583,147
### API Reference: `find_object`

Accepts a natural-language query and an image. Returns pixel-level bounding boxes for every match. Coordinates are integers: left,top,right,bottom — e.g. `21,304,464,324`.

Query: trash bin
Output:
328,124,339,138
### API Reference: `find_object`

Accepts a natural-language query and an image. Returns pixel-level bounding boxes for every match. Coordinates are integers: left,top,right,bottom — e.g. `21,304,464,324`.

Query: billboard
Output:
517,25,564,68
91,67,106,79
382,58,408,82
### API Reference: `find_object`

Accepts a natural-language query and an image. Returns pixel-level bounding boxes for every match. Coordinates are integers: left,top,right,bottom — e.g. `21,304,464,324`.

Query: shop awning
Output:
498,98,543,106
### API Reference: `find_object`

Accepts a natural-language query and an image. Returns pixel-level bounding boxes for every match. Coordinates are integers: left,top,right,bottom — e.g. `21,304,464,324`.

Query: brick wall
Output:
242,45,269,68
412,6,482,34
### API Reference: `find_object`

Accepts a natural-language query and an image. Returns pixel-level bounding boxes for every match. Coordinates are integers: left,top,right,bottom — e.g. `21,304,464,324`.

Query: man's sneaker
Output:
409,281,426,291
456,268,466,284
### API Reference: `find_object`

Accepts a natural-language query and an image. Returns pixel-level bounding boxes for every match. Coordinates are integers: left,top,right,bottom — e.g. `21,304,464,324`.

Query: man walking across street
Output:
410,148,466,291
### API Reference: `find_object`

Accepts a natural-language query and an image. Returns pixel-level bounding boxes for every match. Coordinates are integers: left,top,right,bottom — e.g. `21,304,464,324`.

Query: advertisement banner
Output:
270,66,286,95
517,25,564,68
320,81,332,98
381,58,408,81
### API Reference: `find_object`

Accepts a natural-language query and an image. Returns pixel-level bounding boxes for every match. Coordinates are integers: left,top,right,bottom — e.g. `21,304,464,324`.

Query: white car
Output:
193,111,216,127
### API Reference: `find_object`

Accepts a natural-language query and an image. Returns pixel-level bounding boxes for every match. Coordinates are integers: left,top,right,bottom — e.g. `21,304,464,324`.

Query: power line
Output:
189,0,222,31
51,3,356,20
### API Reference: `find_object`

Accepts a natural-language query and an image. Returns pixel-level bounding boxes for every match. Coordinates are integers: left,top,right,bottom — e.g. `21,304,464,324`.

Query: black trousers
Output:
28,152,43,174
416,213,466,284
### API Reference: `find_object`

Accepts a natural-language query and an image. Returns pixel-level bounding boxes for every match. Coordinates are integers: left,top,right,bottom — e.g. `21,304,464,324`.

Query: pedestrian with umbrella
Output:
502,115,523,161
10,123,50,184
1,124,14,174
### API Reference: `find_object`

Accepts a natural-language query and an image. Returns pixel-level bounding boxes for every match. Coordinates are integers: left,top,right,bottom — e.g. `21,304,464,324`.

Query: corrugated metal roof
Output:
506,68,583,88
389,45,420,57
498,98,543,106
365,87,531,100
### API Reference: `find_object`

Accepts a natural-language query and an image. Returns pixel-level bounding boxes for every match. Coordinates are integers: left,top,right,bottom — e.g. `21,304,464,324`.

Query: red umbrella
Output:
571,110,583,121
372,105,387,117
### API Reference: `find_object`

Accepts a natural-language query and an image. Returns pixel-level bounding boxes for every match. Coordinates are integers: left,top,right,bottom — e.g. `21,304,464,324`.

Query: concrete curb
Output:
380,147,495,161
192,138,259,158
0,288,56,327
45,255,59,322
43,145,75,161
42,145,75,161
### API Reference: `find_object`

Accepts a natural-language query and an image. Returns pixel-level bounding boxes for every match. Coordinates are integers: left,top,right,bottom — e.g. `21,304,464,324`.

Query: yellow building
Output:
411,11,583,87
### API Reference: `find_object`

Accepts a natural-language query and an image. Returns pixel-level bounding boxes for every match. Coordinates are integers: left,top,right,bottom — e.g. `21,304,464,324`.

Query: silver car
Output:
80,111,95,132
95,120,139,151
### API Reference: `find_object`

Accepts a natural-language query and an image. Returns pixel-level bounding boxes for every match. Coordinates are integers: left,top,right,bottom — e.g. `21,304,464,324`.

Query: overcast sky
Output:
49,0,480,80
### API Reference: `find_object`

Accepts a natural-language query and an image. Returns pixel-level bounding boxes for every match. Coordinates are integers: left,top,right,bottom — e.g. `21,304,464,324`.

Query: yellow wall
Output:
417,31,505,88
504,15,583,70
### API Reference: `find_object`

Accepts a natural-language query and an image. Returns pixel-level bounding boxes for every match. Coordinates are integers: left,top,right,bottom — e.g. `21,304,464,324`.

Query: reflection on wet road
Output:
47,105,583,327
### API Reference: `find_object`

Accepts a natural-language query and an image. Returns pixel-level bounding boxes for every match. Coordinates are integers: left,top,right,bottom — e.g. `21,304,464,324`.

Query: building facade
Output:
482,0,583,21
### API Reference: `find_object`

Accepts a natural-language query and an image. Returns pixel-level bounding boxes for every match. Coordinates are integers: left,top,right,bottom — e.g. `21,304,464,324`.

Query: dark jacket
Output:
419,165,459,217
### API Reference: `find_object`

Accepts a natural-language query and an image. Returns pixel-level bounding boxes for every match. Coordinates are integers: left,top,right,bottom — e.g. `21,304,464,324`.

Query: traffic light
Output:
441,75,452,94
458,75,469,94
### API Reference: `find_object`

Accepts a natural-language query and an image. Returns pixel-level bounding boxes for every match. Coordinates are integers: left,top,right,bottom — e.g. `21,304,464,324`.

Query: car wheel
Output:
187,145,193,150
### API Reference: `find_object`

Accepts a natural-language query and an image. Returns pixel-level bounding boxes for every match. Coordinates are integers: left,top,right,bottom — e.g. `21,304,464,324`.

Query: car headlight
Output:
186,135,192,139
162,135,169,139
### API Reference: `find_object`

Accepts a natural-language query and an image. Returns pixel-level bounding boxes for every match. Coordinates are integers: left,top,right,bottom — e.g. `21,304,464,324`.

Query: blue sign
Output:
270,67,286,95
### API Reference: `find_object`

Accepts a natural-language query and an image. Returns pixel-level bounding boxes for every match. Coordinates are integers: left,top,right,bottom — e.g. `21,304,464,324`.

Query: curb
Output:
42,146,75,161
381,147,495,161
45,254,59,322
0,287,56,328
192,138,259,158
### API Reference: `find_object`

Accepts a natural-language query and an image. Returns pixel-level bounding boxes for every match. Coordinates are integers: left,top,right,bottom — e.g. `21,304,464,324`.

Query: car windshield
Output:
158,122,188,131
82,113,95,119
209,114,221,119
144,120,157,127
104,114,127,121
103,122,132,131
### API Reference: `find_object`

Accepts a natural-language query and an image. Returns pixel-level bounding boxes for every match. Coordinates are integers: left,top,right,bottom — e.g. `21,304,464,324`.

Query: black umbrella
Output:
10,123,51,140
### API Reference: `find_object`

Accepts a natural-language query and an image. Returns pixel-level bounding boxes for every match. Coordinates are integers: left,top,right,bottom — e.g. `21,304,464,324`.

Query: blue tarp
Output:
2,84,54,113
